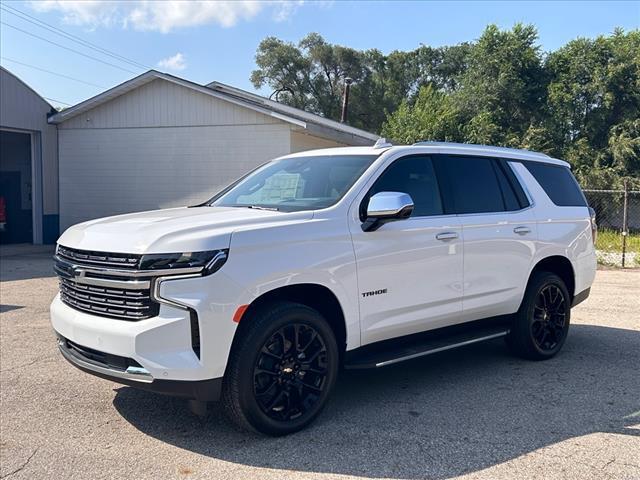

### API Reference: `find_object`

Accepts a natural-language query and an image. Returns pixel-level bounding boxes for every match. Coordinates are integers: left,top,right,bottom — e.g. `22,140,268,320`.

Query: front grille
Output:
59,276,159,320
55,246,158,321
57,245,140,269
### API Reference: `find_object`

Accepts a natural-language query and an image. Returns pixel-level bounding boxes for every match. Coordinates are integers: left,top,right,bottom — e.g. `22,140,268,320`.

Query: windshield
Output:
209,154,378,212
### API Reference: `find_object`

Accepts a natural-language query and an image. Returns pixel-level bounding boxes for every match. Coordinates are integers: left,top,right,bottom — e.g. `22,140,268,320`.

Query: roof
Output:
206,81,379,143
1,66,53,110
281,142,569,166
412,141,551,160
47,70,379,145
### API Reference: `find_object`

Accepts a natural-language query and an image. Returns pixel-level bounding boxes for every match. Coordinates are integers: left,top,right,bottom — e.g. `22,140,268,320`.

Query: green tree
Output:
252,27,639,188
381,85,460,143
545,29,640,183
250,33,472,132
453,24,547,146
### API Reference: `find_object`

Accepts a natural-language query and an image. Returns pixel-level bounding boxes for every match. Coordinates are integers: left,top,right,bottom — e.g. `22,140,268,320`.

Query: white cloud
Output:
157,52,187,71
29,1,309,33
272,1,304,22
30,1,121,29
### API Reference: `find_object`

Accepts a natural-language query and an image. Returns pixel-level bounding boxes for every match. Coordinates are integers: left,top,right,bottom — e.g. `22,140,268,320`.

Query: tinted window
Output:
368,156,443,217
523,162,587,207
493,161,524,211
499,159,530,209
435,156,505,214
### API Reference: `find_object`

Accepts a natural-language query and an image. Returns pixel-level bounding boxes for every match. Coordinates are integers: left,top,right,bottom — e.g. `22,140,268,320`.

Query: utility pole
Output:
340,77,353,123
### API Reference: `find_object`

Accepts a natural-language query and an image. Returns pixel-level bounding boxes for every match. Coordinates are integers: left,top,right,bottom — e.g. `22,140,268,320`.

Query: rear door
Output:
434,155,537,320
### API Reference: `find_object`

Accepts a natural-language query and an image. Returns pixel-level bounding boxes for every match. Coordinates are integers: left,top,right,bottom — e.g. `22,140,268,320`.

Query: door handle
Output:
513,226,532,235
436,232,459,241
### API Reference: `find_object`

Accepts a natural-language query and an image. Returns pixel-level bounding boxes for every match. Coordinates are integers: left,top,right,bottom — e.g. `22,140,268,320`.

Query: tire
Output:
506,271,571,361
222,301,339,436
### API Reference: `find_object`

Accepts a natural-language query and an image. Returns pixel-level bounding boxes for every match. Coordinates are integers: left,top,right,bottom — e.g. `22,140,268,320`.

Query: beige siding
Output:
59,123,291,230
0,68,58,216
59,79,278,130
290,130,346,153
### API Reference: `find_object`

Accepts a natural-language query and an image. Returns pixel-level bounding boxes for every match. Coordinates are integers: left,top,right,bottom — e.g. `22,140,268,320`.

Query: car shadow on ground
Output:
113,324,639,479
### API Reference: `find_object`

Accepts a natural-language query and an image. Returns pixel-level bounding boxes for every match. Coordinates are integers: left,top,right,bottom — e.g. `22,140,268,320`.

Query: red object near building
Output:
0,196,6,231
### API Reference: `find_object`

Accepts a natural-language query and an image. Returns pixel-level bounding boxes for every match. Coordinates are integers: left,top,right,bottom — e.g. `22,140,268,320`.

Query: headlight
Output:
139,249,228,275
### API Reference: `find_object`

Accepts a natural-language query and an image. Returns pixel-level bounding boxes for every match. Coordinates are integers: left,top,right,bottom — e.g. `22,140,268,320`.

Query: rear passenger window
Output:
498,159,530,209
493,161,528,211
435,156,505,214
523,162,587,207
368,156,443,217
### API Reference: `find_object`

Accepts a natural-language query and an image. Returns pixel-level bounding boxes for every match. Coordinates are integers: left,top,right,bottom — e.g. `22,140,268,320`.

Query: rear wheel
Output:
222,302,339,436
507,271,571,360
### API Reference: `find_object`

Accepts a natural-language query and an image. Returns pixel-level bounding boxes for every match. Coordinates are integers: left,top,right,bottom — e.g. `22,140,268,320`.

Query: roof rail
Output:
412,141,551,159
373,138,393,149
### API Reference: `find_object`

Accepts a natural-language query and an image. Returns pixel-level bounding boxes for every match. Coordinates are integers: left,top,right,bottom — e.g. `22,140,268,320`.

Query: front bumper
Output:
57,334,222,400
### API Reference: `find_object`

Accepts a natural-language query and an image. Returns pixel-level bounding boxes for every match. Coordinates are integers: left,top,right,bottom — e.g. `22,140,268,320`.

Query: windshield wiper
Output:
245,205,279,211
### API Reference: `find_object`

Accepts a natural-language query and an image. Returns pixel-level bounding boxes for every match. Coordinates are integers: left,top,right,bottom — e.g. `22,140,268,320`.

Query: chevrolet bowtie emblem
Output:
71,267,86,279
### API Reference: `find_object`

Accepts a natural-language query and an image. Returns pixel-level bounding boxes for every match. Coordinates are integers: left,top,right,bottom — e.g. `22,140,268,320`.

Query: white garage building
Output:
48,70,378,231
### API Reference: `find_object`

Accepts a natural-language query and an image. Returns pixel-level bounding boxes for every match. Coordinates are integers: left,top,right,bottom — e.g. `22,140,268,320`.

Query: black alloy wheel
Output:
506,271,571,360
253,323,329,421
222,301,338,435
531,284,568,352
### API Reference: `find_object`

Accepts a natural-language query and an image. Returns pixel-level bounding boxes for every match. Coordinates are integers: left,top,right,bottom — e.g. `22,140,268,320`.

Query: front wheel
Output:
507,271,571,360
222,302,339,436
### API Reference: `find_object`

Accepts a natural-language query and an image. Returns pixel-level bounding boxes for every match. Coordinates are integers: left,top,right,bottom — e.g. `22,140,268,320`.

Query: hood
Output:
58,206,314,254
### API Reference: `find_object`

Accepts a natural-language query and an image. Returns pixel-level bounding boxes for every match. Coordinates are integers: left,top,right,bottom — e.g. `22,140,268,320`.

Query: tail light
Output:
588,207,597,246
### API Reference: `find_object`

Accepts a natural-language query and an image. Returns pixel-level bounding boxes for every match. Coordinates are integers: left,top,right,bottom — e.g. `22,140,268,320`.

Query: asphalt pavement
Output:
1,251,638,480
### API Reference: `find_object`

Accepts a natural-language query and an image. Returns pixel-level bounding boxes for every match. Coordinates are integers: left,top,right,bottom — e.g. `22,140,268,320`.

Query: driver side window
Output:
368,156,443,217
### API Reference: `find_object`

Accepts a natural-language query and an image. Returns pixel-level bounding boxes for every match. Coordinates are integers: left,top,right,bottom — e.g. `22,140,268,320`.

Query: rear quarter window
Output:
522,162,587,207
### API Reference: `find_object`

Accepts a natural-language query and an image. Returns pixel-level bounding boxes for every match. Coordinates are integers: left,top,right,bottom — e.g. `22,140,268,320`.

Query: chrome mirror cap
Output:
367,192,414,219
362,192,414,232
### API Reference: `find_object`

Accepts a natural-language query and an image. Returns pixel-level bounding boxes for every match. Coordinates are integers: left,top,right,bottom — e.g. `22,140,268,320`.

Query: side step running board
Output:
344,321,510,370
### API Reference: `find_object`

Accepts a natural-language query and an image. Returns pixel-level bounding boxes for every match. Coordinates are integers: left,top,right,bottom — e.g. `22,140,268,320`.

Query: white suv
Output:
51,141,597,435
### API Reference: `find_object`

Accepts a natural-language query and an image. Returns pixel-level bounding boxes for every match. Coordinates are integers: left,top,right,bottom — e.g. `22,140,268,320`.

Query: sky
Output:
1,0,638,109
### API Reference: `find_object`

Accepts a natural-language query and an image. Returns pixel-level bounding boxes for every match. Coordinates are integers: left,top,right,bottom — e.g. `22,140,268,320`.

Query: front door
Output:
349,155,464,345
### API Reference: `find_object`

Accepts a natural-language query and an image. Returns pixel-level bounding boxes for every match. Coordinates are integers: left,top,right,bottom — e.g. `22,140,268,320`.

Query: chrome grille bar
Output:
60,292,150,320
57,245,140,269
55,246,164,321
60,283,149,309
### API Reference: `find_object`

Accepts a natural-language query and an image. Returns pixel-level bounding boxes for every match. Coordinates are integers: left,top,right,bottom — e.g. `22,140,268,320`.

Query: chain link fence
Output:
583,183,640,268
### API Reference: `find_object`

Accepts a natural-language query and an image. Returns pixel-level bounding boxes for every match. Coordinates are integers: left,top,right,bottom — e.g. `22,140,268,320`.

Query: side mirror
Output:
362,192,414,232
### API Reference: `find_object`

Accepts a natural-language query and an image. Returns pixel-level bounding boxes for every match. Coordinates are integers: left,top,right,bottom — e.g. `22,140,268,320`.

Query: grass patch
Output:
596,229,640,252
595,228,640,267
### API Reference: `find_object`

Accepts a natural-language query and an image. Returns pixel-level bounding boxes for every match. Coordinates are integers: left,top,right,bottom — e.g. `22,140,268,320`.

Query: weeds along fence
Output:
583,183,640,268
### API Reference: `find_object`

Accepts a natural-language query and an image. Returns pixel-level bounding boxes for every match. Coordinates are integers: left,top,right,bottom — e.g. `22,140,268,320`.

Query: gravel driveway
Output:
1,251,639,480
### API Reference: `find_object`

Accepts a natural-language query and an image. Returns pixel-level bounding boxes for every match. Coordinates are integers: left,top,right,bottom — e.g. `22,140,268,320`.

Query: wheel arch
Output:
528,255,575,300
230,283,348,360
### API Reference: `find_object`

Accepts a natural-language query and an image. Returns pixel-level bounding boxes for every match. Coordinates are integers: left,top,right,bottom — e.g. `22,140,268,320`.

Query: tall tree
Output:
452,24,547,146
252,27,639,187
250,33,472,132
